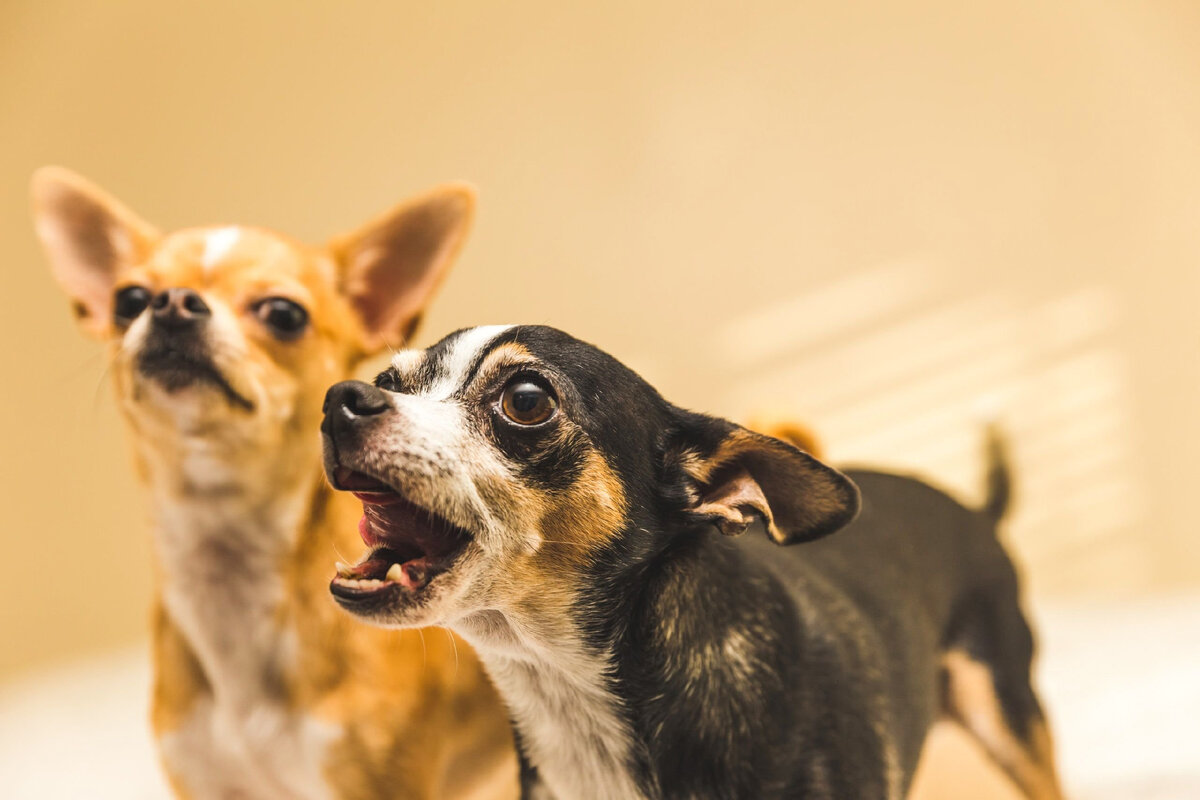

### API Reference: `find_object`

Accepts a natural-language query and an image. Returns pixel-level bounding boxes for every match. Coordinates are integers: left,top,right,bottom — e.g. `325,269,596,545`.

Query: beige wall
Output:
2,0,1197,680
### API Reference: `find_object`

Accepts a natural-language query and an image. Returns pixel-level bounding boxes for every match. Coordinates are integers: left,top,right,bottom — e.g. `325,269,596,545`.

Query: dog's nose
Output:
151,288,211,328
324,381,390,421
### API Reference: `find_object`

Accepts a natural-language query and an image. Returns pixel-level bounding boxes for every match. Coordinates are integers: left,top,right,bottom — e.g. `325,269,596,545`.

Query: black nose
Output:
323,380,390,422
151,288,211,328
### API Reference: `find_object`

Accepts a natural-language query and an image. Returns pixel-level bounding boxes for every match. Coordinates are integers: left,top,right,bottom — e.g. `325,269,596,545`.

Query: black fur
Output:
359,326,1056,799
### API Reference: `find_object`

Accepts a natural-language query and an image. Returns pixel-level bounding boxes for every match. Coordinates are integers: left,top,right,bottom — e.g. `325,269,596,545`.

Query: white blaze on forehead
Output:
392,324,515,400
389,348,424,375
202,226,242,271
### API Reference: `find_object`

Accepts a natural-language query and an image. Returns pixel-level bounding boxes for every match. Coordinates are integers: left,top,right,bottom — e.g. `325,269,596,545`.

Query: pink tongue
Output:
357,515,379,546
357,502,428,548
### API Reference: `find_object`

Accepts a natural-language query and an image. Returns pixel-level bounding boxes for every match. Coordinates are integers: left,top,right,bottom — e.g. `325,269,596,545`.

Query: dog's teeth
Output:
385,563,404,583
335,561,353,578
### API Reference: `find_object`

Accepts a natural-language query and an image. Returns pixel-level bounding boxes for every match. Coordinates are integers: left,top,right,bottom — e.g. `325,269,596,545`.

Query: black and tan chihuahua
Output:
320,324,1065,800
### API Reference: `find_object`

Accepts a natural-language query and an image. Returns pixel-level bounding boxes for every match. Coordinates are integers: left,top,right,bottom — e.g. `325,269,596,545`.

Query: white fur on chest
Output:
155,493,298,708
152,483,335,798
161,697,338,800
466,619,647,800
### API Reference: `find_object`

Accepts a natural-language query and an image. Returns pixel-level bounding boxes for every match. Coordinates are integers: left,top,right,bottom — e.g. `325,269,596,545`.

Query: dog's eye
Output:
499,380,557,426
254,297,309,340
113,285,152,325
374,368,402,393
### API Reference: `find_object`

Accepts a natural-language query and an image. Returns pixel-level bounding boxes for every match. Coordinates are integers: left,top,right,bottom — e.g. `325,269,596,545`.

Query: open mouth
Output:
328,467,471,611
137,345,254,411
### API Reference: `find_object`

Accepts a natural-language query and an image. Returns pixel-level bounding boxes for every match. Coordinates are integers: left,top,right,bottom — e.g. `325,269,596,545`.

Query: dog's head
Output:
321,325,859,630
32,166,474,495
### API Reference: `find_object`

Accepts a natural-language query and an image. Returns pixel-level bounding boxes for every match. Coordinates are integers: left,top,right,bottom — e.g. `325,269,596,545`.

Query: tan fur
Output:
941,650,1065,800
512,448,628,614
471,439,628,624
33,167,516,799
464,339,630,588
679,428,844,544
385,336,633,639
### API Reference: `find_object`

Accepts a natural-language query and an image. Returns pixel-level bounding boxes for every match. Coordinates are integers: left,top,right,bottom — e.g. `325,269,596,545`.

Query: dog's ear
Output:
328,182,476,353
31,166,160,337
666,413,859,545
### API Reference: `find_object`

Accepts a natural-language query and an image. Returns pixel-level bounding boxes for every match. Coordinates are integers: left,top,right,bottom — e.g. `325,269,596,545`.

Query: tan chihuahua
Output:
32,168,516,800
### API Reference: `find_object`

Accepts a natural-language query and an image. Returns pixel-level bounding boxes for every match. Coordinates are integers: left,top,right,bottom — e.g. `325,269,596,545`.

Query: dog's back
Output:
739,435,1064,800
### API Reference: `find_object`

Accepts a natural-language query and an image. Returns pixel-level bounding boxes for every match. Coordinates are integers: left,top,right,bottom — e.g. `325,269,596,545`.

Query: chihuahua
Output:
321,325,1065,800
32,169,516,800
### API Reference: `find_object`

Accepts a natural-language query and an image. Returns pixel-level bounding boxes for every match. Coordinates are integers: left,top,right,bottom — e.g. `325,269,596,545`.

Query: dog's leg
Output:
940,593,1066,800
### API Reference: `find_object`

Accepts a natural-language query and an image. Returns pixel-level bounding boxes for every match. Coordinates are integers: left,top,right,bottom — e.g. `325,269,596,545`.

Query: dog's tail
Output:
981,425,1012,524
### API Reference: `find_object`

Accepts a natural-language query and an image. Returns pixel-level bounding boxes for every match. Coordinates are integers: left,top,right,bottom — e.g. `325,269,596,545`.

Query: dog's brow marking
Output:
202,226,241,271
427,325,513,399
389,348,424,376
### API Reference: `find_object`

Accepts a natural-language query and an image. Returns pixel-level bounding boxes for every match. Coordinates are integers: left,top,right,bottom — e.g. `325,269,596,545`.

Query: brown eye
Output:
500,380,557,426
253,297,309,340
113,285,152,325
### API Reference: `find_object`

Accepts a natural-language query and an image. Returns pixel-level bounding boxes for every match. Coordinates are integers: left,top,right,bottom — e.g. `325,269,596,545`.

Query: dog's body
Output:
320,324,1064,800
33,169,516,799
615,468,1056,800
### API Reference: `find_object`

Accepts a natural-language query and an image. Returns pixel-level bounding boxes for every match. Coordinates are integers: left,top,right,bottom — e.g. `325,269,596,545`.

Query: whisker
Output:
393,628,408,656
91,343,131,411
418,627,427,670
91,366,113,411
63,348,106,381
331,540,353,565
380,333,400,358
443,627,460,677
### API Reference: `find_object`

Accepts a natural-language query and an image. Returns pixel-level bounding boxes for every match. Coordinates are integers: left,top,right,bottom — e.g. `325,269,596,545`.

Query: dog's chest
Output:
161,697,339,800
153,493,338,798
155,494,302,703
487,650,647,800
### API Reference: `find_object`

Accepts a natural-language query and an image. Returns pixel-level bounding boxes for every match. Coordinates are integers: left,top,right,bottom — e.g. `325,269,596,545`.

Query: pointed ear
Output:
667,415,859,545
327,182,476,353
31,166,160,337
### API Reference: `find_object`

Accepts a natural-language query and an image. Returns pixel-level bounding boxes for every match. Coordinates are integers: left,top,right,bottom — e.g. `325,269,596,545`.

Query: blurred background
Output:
1,1,1198,798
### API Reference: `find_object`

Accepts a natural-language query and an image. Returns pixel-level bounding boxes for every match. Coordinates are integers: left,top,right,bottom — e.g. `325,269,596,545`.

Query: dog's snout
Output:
322,381,391,441
324,381,390,420
151,288,211,327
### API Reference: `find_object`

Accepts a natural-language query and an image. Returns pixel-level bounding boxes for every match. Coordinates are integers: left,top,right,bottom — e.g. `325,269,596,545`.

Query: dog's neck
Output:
457,531,796,800
142,434,331,711
456,606,652,800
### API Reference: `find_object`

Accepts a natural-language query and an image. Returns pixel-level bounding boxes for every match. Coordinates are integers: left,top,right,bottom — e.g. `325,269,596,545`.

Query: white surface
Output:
0,646,171,799
1,597,1198,799
1036,597,1200,799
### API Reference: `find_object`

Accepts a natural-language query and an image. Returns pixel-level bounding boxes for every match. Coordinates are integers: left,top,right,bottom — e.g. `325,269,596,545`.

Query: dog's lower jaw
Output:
136,351,256,412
